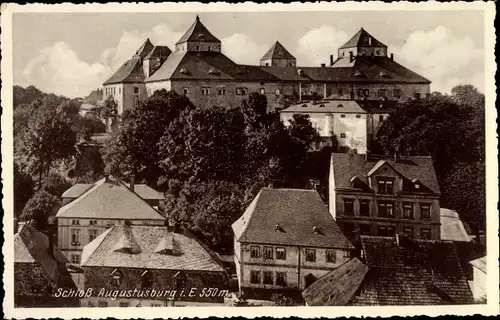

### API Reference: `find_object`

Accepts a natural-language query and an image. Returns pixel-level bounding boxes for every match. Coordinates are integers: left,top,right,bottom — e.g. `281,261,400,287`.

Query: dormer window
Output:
319,104,325,108
337,104,343,108
301,104,307,108
377,178,394,194
354,71,363,77
412,178,420,190
180,68,189,75
111,269,122,286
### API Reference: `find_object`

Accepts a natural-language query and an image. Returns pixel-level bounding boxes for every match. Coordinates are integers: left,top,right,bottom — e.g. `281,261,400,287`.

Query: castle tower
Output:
338,28,388,60
174,15,221,53
260,41,296,67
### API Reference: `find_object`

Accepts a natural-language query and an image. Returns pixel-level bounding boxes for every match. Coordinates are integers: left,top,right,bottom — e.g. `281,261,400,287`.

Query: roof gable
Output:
176,16,221,44
340,28,387,49
261,41,296,61
103,57,145,85
232,188,354,249
366,160,404,178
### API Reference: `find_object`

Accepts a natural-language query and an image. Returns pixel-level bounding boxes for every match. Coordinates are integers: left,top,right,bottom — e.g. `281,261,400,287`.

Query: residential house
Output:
80,222,228,307
103,16,430,115
329,153,441,243
14,223,79,307
469,256,487,301
280,100,393,153
232,188,355,298
56,176,166,265
302,235,474,305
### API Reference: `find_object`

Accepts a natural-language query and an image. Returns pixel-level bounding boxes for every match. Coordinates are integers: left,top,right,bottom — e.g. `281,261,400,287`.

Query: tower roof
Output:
261,41,296,61
340,28,387,49
176,15,220,45
134,38,155,59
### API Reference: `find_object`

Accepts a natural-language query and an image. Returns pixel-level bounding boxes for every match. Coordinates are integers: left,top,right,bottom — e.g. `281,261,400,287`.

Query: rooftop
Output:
81,224,225,272
440,208,471,242
62,181,163,201
232,188,354,249
176,15,221,45
261,41,296,61
281,99,394,114
339,28,387,49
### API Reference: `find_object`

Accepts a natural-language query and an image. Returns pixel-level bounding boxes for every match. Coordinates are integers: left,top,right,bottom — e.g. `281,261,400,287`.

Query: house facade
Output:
469,256,487,301
232,188,354,296
56,176,166,265
280,100,393,153
102,16,430,115
329,153,441,243
80,223,228,307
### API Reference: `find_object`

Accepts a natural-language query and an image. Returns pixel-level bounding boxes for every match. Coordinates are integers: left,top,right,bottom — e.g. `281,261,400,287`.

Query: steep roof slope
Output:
176,15,220,44
62,182,163,201
340,28,387,49
103,57,145,85
261,41,296,60
232,188,354,249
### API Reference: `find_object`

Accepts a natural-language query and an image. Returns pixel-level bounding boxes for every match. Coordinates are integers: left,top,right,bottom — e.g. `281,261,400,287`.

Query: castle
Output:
102,15,430,114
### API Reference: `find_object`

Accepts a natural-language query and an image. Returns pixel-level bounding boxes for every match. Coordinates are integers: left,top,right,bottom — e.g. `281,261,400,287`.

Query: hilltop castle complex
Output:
102,15,431,115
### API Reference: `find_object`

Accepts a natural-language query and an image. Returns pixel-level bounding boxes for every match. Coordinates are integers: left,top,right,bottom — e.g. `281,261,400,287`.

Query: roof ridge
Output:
80,227,115,266
56,178,106,217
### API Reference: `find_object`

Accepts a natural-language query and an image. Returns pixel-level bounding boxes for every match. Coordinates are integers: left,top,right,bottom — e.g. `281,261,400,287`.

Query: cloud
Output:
295,25,349,67
23,24,183,98
392,26,484,93
222,33,268,65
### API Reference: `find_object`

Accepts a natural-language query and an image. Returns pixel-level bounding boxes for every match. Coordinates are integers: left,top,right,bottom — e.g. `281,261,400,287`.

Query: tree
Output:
77,113,107,141
41,172,71,197
103,89,194,187
13,85,45,109
22,96,77,186
271,293,299,306
20,190,61,229
14,162,35,218
451,84,485,109
98,95,118,129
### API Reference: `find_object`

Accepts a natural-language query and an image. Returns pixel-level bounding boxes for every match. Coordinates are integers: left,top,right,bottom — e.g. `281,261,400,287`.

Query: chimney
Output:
390,53,394,60
330,54,334,66
349,51,354,63
321,63,326,68
396,233,400,246
129,174,135,192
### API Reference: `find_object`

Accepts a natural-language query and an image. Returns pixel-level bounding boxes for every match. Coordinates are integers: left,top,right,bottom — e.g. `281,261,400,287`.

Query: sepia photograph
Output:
1,2,497,318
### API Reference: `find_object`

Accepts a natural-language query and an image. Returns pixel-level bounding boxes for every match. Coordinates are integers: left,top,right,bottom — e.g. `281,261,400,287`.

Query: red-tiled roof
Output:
103,57,145,85
81,225,225,272
261,41,296,61
330,153,441,194
350,236,474,305
176,15,221,45
56,176,166,220
339,28,387,49
232,188,354,249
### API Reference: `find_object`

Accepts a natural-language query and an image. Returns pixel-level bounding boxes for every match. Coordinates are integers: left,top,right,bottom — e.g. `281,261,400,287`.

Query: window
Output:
403,203,414,219
98,301,108,307
196,46,200,51
89,220,98,225
338,89,343,96
119,87,121,94
72,220,80,225
263,271,274,285
236,87,248,95
357,89,364,98
276,272,287,286
141,270,153,289
133,87,139,95
378,202,394,218
379,115,384,122
260,88,265,94
89,229,98,242
393,89,402,98
119,302,129,307
378,89,387,98
70,254,80,264
208,46,211,51
183,88,189,95
305,249,316,262
364,89,370,97
250,246,261,258
421,228,432,240
218,88,226,95
414,92,421,100
378,178,394,194
71,229,80,245
326,250,336,263
356,114,361,118
111,269,122,286
263,246,273,260
250,271,261,284
359,224,371,235
420,204,431,219
360,200,370,216
378,225,395,237
275,88,281,95
337,104,343,108
201,87,211,95
403,227,414,238
276,247,286,260
340,133,346,138
343,199,354,215
265,62,269,67
340,114,346,118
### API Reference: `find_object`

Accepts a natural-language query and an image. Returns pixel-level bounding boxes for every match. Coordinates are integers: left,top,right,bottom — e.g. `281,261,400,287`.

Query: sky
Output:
12,10,486,98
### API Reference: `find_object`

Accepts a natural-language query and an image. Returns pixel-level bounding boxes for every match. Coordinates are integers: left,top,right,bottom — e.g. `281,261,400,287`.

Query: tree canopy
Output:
20,190,61,229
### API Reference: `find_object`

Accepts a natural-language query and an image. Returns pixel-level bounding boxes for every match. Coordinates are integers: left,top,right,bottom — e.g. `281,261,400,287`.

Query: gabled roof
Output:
103,57,145,85
81,225,225,272
14,224,76,289
330,153,440,194
302,258,369,306
146,51,276,82
176,15,221,45
261,41,296,61
56,176,166,220
340,28,387,49
232,188,354,249
440,208,471,242
62,182,164,201
349,236,474,305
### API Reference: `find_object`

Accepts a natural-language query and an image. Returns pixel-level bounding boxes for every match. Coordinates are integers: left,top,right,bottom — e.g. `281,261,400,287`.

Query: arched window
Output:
111,269,122,286
141,270,153,289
